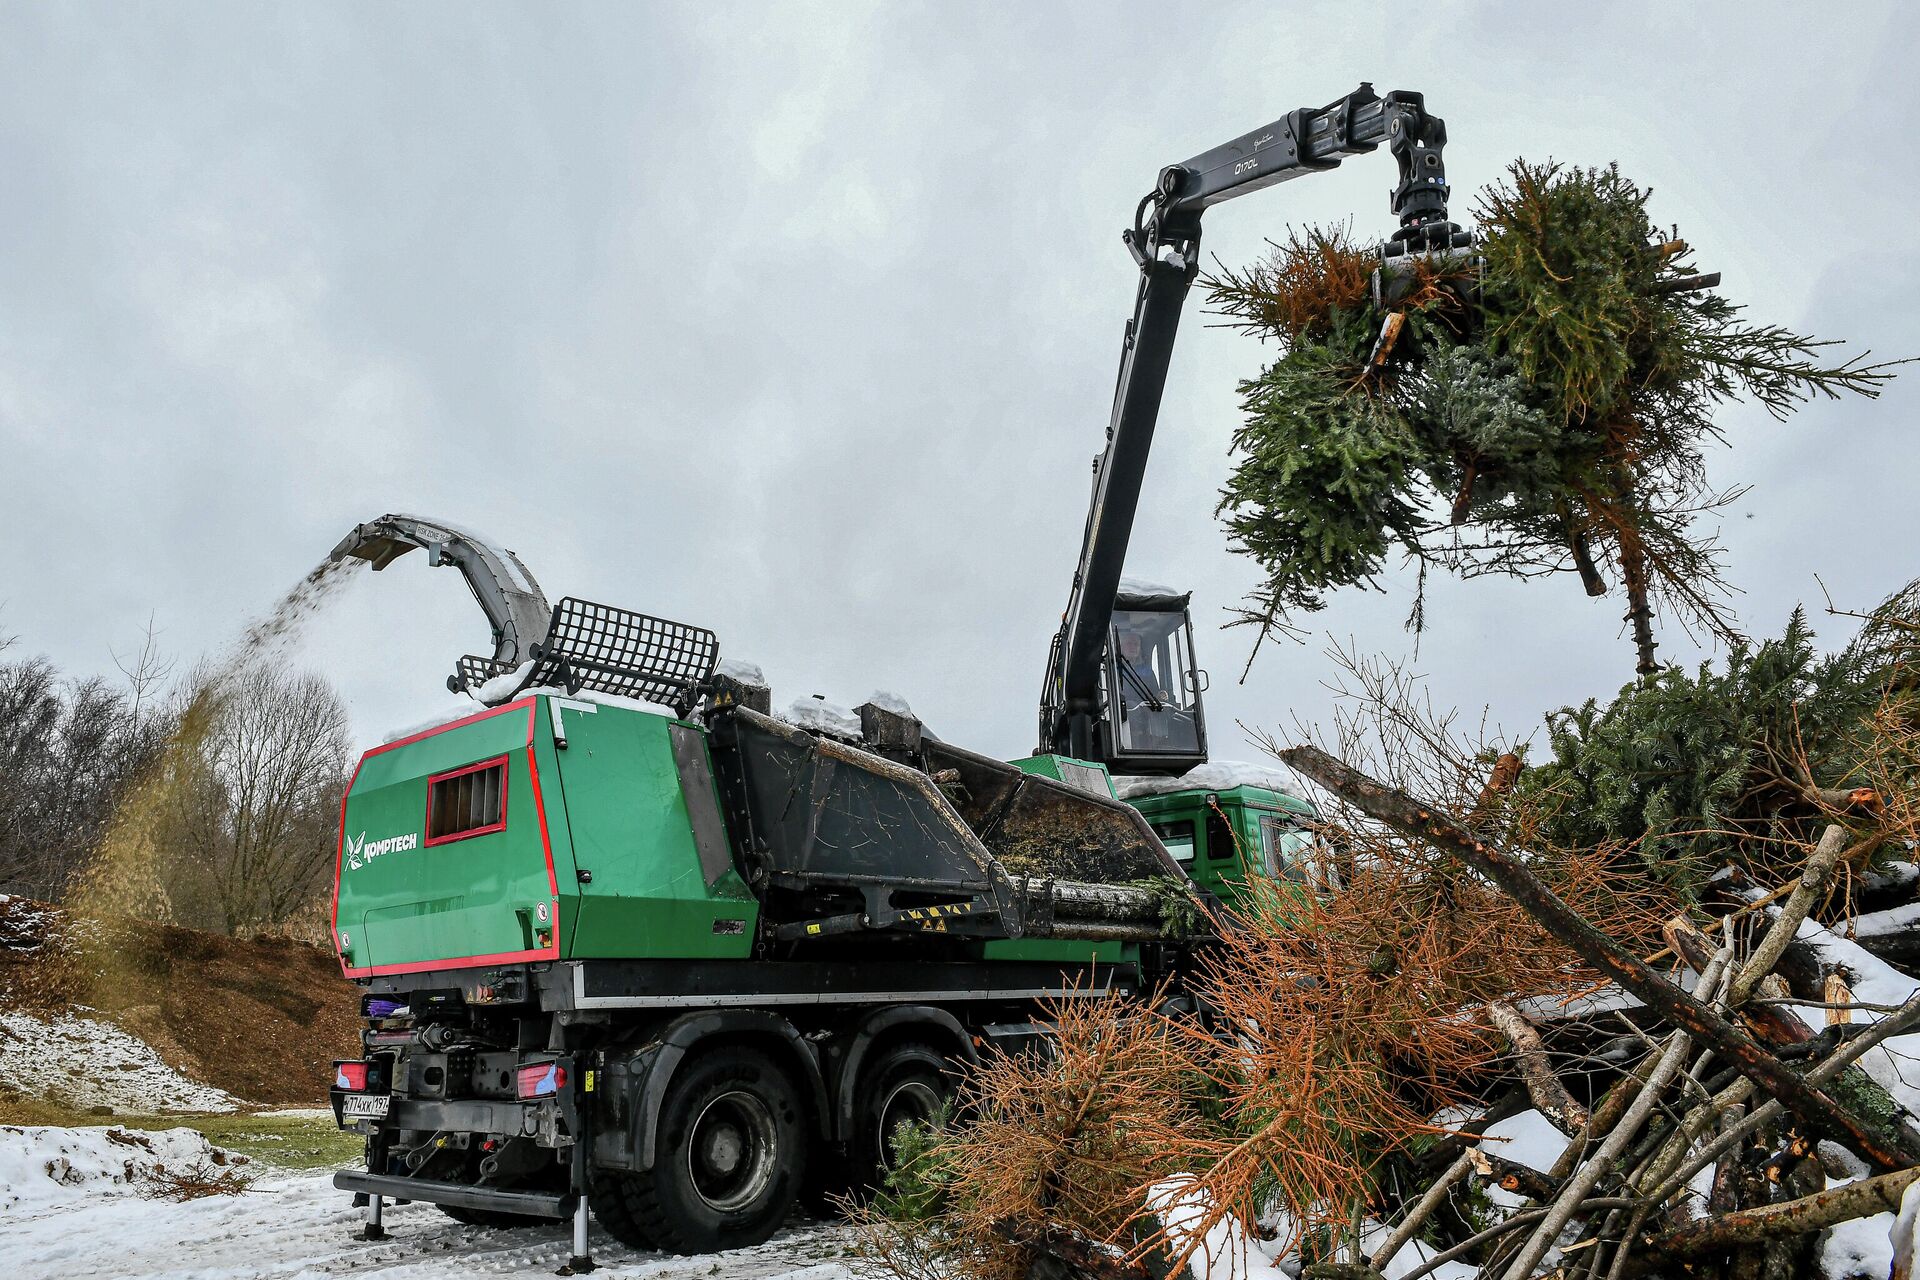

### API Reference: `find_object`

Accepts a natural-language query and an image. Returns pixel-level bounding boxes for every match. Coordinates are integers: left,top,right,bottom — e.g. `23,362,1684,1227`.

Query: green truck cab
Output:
1126,781,1328,904
1009,753,1329,907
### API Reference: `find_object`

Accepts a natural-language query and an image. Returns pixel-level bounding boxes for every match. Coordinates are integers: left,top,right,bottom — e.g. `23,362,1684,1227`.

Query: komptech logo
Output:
344,830,420,871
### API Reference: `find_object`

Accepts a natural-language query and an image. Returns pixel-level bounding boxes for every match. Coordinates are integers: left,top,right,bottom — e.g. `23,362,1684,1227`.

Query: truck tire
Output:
587,1166,657,1248
849,1042,949,1195
593,1045,806,1254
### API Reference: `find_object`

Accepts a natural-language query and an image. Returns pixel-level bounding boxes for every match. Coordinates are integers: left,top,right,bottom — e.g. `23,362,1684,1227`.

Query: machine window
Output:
427,758,508,844
1109,610,1201,757
1151,819,1196,863
1205,807,1239,862
1259,815,1336,890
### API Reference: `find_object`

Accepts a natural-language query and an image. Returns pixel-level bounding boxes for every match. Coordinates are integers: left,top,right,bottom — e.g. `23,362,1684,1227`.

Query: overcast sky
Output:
4,2,1917,767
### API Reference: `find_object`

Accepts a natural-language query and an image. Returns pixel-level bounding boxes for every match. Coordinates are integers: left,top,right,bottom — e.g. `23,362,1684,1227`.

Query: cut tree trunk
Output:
1618,532,1659,676
1467,1145,1559,1201
1467,753,1524,826
1856,931,1920,973
1729,823,1850,1007
1664,915,1920,1162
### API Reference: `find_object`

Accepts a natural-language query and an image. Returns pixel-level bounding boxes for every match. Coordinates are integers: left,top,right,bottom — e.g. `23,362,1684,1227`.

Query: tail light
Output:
515,1061,567,1099
334,1061,370,1092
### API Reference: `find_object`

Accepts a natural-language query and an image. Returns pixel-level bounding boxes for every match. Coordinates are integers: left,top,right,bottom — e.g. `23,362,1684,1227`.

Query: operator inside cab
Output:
1108,610,1201,758
1116,628,1169,703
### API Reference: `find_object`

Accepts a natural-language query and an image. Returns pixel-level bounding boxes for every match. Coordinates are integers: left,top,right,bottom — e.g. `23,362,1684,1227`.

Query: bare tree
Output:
0,621,176,902
158,663,351,934
111,612,176,725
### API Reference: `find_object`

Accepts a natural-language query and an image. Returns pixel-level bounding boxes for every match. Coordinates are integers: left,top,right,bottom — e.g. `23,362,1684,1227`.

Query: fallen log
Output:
1501,971,1716,1280
1277,744,1920,1170
1547,1057,1656,1183
1393,1197,1641,1280
1665,914,1920,1161
1857,930,1920,972
1622,1164,1920,1274
1643,990,1920,1205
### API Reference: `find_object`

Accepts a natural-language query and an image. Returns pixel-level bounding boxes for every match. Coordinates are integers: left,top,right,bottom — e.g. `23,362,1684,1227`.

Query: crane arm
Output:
1039,83,1462,766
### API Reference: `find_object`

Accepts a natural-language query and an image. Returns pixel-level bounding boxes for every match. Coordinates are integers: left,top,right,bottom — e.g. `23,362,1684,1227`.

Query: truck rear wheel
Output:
850,1042,949,1194
593,1046,806,1254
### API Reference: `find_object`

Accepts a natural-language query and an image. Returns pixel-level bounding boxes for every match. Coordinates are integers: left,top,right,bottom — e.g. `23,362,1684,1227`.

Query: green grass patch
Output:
159,1111,360,1171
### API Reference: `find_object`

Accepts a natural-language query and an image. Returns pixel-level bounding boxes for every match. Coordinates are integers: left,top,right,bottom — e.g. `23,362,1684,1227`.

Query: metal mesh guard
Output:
456,655,516,692
527,597,719,714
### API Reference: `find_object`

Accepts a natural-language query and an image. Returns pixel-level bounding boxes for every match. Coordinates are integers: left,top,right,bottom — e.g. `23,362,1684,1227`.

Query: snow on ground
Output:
1477,1109,1571,1210
1825,1209,1898,1280
0,893,49,951
0,1011,238,1114
1147,1178,1474,1280
1770,913,1920,1277
4,1163,855,1280
1149,1178,1294,1280
0,1124,241,1214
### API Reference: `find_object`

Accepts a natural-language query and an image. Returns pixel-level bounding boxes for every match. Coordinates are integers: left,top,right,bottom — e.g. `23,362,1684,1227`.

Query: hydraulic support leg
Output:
560,1060,596,1275
568,1197,594,1273
359,1192,388,1241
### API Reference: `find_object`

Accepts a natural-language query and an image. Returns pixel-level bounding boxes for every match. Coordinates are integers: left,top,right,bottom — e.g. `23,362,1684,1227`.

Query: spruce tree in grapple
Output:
1209,162,1908,675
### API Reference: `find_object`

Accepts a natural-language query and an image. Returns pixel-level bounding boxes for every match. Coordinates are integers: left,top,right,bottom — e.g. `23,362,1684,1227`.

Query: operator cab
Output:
1103,582,1207,774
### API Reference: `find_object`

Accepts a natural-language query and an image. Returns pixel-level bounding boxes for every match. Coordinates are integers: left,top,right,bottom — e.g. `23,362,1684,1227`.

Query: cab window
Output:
1151,819,1195,864
1205,807,1239,862
1259,815,1336,890
1108,610,1202,757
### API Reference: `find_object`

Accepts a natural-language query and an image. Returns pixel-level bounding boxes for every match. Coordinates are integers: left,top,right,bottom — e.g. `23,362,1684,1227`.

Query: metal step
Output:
333,1169,571,1219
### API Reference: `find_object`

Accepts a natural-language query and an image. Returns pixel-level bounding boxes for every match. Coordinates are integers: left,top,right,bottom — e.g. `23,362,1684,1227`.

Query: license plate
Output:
342,1094,390,1120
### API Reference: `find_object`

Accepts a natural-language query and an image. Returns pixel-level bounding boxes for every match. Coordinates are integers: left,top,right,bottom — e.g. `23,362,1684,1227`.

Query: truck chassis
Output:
332,956,1143,1264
